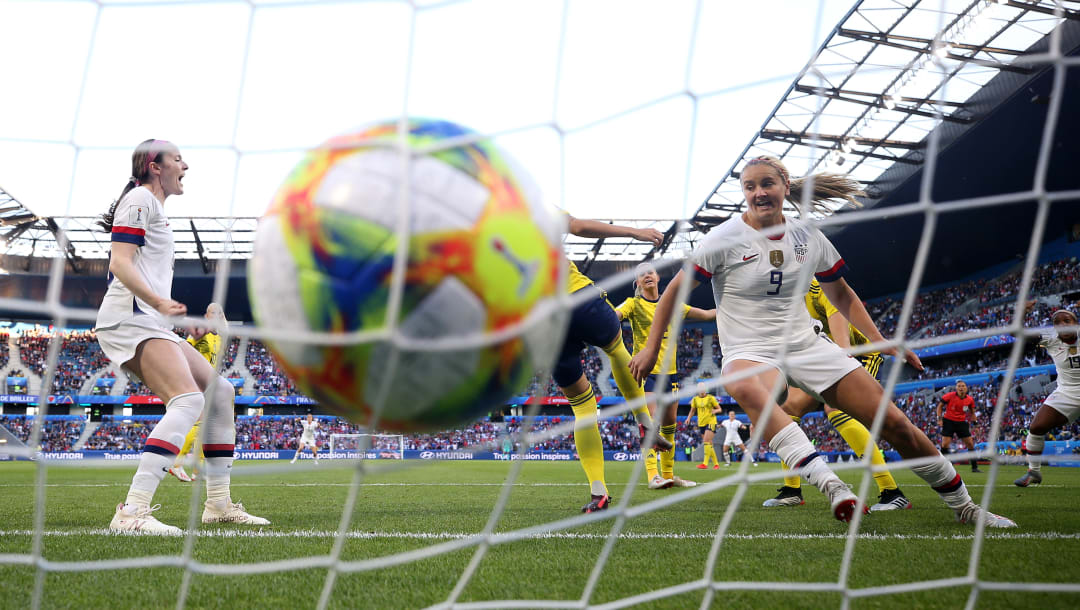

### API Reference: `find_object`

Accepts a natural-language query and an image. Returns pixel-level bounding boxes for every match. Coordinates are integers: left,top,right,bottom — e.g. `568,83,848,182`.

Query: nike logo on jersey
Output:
742,254,759,262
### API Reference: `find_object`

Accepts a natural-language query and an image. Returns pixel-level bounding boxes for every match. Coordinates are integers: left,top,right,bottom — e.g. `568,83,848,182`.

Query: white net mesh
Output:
2,0,1080,608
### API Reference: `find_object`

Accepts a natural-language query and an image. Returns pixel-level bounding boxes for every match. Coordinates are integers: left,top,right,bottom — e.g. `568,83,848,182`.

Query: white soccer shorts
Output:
1044,388,1080,423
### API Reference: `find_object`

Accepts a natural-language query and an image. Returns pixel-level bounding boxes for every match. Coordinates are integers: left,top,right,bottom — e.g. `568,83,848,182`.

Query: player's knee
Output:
725,380,765,411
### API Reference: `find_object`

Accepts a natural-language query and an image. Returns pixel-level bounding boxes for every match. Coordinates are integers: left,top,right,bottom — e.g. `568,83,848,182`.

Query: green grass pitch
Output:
1,460,1078,609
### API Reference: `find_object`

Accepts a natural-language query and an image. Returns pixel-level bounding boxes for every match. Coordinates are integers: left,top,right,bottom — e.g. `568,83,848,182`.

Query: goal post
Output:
328,433,404,460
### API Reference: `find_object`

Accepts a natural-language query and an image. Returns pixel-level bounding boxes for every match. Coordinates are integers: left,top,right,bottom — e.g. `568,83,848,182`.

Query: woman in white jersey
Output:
630,155,1015,527
290,413,320,465
96,139,268,534
1015,309,1080,487
719,410,756,466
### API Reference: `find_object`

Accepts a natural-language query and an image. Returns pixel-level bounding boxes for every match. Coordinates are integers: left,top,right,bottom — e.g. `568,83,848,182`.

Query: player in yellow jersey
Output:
615,262,715,489
558,214,672,513
688,383,722,469
168,303,226,483
763,279,912,511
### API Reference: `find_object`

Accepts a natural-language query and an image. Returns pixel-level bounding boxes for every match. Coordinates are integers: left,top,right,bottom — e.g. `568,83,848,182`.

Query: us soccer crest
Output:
769,250,784,267
794,243,808,263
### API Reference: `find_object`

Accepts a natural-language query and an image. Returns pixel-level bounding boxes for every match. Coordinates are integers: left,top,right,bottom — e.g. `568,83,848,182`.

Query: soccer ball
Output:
248,119,567,431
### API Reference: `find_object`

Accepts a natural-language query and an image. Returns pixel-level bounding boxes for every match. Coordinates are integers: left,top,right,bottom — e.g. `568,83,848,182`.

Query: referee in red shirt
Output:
937,380,981,473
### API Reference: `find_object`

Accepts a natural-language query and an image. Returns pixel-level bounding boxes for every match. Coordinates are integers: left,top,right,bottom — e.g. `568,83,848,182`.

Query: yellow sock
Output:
703,444,715,466
645,449,659,479
174,421,200,468
569,386,607,495
601,337,652,426
827,410,898,492
780,460,802,489
660,424,676,478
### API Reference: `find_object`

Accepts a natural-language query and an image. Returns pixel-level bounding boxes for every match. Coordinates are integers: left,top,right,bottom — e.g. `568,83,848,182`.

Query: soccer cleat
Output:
109,503,182,536
869,488,912,512
824,480,864,522
167,466,193,482
955,502,1017,528
639,424,673,452
201,499,270,525
671,476,697,488
582,494,612,513
1013,470,1043,487
971,466,983,473
696,463,708,470
762,486,805,507
714,464,721,470
648,474,674,490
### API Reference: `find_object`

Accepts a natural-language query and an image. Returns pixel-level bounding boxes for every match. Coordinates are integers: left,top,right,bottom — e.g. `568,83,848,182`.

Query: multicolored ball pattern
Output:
248,119,566,431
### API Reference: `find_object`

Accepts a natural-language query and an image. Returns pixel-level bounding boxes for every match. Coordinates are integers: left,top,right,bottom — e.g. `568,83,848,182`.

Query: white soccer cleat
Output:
648,474,674,490
202,499,270,525
168,466,193,482
955,502,1017,528
671,476,697,488
109,503,182,536
824,480,863,522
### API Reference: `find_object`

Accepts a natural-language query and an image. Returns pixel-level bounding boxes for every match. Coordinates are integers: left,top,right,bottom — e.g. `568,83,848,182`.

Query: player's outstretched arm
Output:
826,312,851,349
687,306,717,321
820,277,923,371
630,269,699,382
565,214,663,247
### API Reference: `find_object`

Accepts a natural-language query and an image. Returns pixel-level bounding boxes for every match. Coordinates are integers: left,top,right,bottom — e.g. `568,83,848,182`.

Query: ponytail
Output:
788,173,865,215
96,178,138,233
746,155,865,216
97,138,167,232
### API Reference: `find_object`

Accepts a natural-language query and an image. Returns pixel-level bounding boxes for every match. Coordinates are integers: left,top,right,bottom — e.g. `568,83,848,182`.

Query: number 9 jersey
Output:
690,216,847,365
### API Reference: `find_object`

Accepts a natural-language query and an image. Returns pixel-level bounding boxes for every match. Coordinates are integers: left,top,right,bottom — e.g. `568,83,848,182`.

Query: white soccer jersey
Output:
721,418,743,442
691,216,847,362
95,187,175,331
1041,332,1080,393
301,420,318,439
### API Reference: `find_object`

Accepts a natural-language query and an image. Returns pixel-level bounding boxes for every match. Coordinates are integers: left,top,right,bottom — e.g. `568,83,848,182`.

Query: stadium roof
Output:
1,0,1076,273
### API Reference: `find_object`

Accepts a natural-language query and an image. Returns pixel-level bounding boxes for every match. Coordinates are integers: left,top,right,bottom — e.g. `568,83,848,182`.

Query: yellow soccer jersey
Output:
691,394,719,427
567,260,595,294
805,279,877,355
187,332,222,367
615,296,691,375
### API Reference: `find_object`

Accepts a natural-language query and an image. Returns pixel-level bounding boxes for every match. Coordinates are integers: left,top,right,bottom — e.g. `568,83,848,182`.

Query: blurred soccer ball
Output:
249,119,567,431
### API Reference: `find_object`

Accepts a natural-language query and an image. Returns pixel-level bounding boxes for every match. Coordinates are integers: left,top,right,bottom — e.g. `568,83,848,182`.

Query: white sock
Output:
769,422,840,492
723,448,731,464
1026,433,1045,472
126,391,204,507
202,376,235,504
911,458,971,510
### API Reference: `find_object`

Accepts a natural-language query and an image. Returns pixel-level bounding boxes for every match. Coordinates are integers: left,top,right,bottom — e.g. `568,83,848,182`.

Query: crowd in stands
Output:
0,330,8,369
875,257,1080,339
905,344,1049,381
0,415,85,452
246,340,303,396
18,328,110,394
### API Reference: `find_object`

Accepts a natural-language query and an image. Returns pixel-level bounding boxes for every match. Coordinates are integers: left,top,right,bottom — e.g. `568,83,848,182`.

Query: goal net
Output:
1,0,1079,609
329,434,404,460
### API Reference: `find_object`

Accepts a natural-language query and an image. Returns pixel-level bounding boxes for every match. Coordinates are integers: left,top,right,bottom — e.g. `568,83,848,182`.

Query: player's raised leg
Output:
823,367,1014,527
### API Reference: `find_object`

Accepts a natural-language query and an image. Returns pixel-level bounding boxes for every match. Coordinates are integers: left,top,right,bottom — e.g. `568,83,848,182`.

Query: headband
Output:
747,156,790,186
1052,309,1076,323
145,139,166,177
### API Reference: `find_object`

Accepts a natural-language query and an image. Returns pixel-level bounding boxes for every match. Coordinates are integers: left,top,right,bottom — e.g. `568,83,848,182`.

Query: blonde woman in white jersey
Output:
96,139,268,534
1015,309,1080,487
630,155,1015,527
290,413,320,465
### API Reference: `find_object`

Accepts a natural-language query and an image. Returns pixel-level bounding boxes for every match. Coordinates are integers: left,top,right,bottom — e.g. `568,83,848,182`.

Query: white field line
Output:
0,482,1064,488
0,529,1078,542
